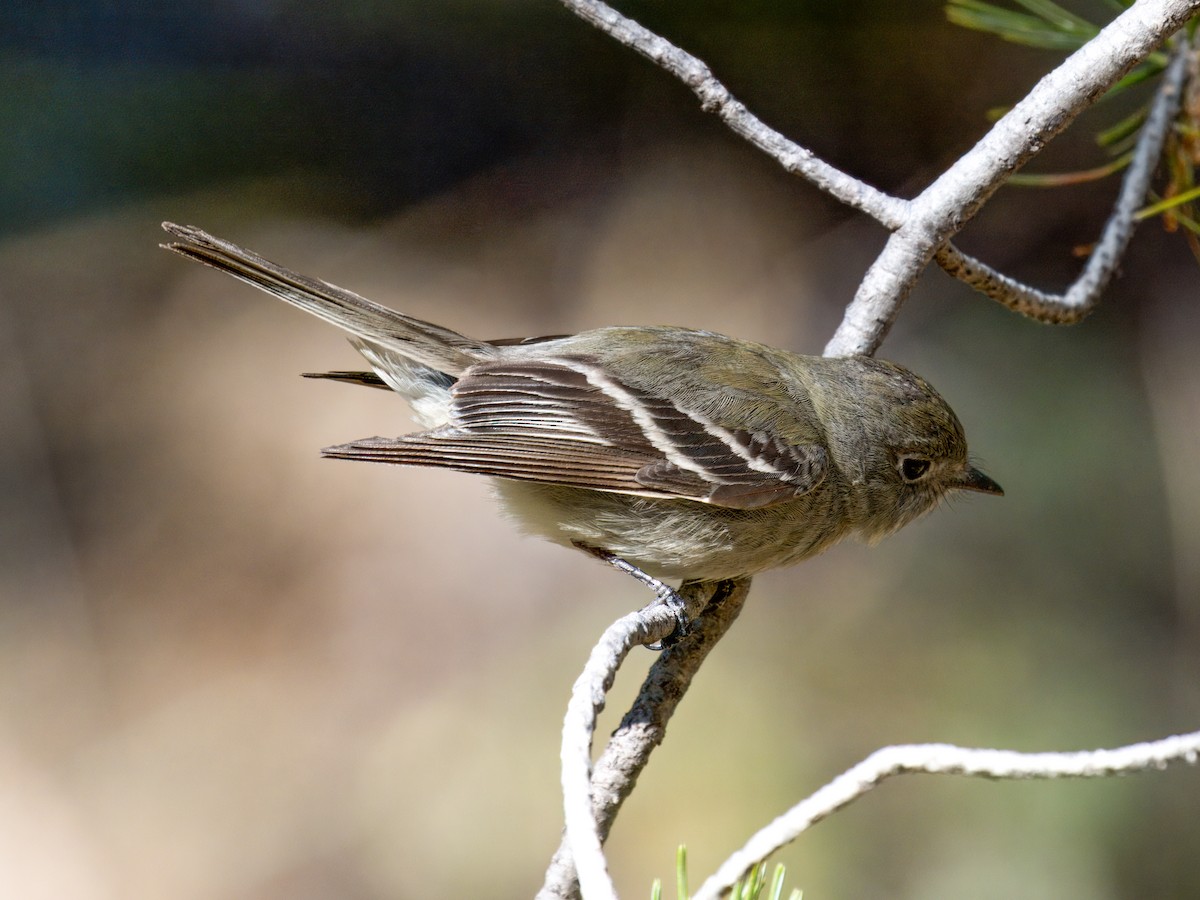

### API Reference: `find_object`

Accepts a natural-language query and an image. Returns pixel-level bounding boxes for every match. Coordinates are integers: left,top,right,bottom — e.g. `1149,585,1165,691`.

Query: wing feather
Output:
322,358,827,509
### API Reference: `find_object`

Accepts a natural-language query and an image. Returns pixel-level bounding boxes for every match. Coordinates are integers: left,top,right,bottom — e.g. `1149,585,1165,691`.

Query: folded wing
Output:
323,358,827,510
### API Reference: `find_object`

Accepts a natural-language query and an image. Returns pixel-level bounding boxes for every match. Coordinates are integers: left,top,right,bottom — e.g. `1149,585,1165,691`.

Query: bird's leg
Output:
572,542,690,647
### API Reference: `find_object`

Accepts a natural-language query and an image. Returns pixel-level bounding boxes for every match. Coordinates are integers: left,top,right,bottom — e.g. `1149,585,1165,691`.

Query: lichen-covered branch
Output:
538,579,749,900
550,581,717,900
935,35,1192,324
824,0,1200,356
555,0,1199,357
544,3,1200,898
552,0,906,228
693,730,1200,900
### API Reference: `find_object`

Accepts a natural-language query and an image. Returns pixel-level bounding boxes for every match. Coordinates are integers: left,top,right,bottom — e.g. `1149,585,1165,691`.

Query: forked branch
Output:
554,0,1200,356
935,36,1191,324
541,580,749,900
545,2,1200,897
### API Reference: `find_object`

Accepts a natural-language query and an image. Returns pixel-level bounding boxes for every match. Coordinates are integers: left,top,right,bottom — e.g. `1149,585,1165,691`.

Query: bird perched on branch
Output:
162,223,1001,626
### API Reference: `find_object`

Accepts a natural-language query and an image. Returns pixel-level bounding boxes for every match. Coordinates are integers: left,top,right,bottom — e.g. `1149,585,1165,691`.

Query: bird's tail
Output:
161,223,495,376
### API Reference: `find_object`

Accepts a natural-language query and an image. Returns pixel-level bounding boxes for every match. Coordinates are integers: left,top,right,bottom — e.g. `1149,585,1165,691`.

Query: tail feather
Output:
161,223,494,376
301,371,392,390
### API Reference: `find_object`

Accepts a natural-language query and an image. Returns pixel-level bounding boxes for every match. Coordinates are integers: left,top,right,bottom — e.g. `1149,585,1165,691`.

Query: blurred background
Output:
2,2,1198,898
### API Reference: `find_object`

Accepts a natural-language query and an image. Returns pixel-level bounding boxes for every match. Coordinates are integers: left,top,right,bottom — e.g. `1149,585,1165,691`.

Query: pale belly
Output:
491,479,854,582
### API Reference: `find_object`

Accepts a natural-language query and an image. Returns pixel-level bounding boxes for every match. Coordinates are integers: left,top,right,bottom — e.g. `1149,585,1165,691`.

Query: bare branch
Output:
553,581,717,900
544,4,1200,897
825,0,1200,356
553,0,907,228
693,730,1200,900
557,0,1198,354
538,579,750,900
936,34,1192,324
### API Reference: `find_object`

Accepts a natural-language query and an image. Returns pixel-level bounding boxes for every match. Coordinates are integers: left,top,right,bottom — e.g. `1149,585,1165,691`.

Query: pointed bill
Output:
954,466,1004,496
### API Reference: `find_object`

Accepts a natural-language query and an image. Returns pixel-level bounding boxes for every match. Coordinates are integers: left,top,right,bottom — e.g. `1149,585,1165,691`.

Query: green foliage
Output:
945,0,1200,259
654,846,801,900
945,0,1166,82
945,0,1101,49
730,861,802,900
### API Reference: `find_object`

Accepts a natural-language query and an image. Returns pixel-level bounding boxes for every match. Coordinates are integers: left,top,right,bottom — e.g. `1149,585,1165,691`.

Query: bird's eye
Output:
899,455,932,482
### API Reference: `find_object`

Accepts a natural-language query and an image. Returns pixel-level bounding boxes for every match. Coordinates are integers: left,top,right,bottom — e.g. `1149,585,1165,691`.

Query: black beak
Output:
955,466,1004,496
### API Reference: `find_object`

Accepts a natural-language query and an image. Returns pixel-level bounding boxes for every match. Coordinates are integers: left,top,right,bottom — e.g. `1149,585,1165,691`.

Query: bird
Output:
162,222,1001,624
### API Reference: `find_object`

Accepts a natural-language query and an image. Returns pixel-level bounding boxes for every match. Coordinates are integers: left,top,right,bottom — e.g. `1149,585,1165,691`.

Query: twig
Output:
538,579,750,900
825,0,1200,356
935,34,1192,324
552,0,907,229
543,3,1200,897
552,580,744,900
556,0,1199,357
554,582,712,899
693,730,1200,900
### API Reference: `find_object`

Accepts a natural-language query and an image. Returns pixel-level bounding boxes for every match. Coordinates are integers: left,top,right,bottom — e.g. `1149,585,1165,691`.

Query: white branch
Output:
553,0,906,228
935,34,1191,324
693,730,1200,900
825,0,1200,355
545,3,1200,897
557,0,1199,356
539,580,749,900
558,587,715,900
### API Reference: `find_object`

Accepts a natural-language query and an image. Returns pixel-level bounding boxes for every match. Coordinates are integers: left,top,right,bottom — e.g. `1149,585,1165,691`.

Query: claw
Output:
647,584,690,650
572,542,692,648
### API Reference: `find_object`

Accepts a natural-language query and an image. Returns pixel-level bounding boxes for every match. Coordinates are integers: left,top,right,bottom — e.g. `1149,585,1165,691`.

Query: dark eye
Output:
899,456,932,482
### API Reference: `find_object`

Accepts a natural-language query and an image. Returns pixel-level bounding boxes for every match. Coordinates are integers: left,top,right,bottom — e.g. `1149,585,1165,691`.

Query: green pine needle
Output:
657,847,802,900
1137,184,1200,220
766,864,791,900
945,0,1095,49
1007,0,1097,35
1096,108,1147,150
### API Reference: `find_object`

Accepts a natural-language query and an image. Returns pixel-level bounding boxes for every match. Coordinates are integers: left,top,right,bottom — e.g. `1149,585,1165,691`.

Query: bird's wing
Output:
322,359,827,510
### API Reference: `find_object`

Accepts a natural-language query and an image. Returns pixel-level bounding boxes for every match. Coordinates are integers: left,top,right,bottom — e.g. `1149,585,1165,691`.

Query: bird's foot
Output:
572,542,690,648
